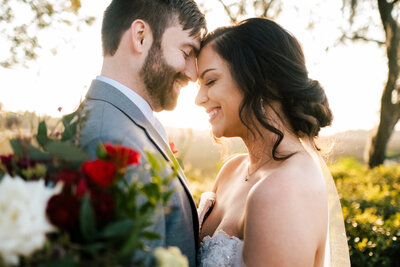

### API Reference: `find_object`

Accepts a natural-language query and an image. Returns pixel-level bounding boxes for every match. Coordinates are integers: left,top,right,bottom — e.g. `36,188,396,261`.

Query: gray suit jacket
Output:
79,80,199,267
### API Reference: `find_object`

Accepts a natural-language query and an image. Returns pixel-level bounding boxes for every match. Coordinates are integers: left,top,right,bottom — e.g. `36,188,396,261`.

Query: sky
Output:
0,0,389,136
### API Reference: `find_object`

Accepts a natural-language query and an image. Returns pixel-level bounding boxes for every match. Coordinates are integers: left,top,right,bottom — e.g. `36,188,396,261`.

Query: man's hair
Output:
101,0,207,56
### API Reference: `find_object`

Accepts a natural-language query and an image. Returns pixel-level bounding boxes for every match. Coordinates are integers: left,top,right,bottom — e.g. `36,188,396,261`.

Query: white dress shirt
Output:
96,76,169,142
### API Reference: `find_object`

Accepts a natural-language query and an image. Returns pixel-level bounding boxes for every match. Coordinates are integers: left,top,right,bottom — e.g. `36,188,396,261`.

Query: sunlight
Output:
0,0,388,135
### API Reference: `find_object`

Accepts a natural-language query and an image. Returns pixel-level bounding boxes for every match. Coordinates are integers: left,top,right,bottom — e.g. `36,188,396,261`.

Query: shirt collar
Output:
96,75,155,124
95,76,168,142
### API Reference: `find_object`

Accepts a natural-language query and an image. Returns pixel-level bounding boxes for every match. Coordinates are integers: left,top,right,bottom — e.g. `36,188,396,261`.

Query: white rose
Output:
0,175,61,265
154,246,189,267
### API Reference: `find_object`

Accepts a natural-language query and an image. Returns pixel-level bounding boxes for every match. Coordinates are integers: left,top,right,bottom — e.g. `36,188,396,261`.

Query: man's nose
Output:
184,58,198,82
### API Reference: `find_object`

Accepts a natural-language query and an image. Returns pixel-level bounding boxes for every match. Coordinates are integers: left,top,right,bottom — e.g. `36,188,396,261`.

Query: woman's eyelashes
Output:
205,79,216,86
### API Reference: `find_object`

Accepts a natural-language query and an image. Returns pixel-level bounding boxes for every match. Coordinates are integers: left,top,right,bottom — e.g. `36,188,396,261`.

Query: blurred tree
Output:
217,0,399,168
340,0,399,168
0,0,95,68
215,0,282,23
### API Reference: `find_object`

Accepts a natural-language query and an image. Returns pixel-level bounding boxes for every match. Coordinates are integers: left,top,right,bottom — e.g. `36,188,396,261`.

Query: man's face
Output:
140,23,200,111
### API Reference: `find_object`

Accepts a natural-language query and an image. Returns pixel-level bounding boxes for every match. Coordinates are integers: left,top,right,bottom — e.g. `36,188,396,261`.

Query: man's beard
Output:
140,42,188,111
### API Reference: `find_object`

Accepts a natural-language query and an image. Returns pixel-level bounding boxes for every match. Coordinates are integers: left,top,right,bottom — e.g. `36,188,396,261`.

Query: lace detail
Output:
197,192,244,267
199,230,244,267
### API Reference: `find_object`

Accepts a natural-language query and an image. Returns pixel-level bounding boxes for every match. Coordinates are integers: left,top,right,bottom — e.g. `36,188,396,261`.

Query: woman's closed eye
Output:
205,79,216,86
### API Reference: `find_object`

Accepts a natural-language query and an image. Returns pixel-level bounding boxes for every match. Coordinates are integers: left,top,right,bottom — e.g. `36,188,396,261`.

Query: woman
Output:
195,18,350,267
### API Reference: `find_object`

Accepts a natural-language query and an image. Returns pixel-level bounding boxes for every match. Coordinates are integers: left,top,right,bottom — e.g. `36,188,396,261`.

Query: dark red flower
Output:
82,160,116,188
92,192,115,224
169,141,178,154
46,194,80,230
17,158,36,169
104,143,141,169
76,178,90,198
56,170,80,189
0,154,13,174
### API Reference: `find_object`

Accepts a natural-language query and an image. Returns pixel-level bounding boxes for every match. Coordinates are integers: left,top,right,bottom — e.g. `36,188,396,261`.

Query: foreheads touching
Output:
101,0,207,56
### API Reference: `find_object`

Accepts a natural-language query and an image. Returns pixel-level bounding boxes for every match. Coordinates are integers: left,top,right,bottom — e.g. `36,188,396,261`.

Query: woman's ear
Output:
130,19,152,53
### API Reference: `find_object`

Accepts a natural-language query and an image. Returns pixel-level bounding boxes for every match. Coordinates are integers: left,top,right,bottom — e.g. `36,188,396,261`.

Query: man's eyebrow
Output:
200,68,216,79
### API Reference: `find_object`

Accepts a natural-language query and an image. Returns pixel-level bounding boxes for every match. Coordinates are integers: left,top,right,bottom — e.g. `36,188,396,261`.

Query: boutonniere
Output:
169,141,178,154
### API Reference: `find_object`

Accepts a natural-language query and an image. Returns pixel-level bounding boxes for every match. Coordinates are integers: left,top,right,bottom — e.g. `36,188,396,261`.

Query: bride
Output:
195,18,350,267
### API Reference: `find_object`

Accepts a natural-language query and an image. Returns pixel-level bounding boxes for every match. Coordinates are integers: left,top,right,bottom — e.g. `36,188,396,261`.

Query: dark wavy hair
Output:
102,0,207,56
201,18,333,160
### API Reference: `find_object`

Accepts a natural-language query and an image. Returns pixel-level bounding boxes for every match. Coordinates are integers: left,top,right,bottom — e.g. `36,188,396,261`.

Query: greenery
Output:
0,109,179,266
2,108,400,265
331,158,400,267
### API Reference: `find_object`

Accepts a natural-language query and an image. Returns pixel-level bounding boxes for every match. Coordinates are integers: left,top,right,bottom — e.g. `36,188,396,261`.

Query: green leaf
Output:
141,183,160,202
39,255,78,267
145,151,161,171
28,145,51,161
139,202,154,214
82,242,107,255
100,219,135,238
9,138,23,155
162,190,174,203
61,121,77,142
45,141,89,162
80,194,97,241
177,157,185,170
118,229,140,262
61,111,78,142
36,121,49,147
141,231,160,240
96,143,108,160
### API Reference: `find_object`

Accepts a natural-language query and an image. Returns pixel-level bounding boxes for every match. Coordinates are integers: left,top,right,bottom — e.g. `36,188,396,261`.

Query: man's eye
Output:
182,50,190,58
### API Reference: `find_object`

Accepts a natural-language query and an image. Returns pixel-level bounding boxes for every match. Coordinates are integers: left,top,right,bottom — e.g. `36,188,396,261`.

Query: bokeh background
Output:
1,0,400,265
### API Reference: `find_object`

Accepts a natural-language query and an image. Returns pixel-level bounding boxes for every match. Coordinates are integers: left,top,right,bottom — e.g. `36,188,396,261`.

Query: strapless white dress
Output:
197,192,245,267
196,191,333,267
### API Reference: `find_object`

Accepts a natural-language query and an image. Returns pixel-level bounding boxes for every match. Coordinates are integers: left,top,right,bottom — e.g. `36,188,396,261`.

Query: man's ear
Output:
130,19,152,53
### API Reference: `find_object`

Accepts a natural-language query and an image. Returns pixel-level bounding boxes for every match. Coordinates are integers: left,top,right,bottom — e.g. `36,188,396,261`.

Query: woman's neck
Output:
242,126,305,168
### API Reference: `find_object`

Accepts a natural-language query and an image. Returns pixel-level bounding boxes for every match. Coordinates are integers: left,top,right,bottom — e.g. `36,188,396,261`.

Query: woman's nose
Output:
195,87,209,106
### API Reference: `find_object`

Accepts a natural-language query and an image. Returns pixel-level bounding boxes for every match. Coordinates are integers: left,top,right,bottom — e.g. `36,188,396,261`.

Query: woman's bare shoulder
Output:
212,153,248,192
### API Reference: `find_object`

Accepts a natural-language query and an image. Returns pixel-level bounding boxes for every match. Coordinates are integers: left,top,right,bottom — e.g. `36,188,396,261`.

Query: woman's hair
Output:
201,17,333,160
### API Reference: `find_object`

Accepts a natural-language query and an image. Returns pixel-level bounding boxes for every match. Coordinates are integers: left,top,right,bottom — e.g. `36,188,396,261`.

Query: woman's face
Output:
196,44,246,138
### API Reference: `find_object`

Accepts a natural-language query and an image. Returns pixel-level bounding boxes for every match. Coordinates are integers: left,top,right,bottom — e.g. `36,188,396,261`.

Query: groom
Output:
79,0,206,266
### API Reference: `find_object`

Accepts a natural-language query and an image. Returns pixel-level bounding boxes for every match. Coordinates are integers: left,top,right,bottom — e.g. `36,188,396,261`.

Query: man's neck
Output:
101,58,152,108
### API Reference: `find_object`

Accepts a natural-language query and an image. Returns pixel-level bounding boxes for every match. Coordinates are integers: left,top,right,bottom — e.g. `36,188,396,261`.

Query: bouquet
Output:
0,109,188,267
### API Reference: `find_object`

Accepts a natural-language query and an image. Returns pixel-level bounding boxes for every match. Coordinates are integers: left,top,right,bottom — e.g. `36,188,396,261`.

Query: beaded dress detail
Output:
197,192,244,267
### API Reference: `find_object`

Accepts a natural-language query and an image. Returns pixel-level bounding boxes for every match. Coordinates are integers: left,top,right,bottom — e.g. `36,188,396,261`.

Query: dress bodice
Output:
197,192,245,267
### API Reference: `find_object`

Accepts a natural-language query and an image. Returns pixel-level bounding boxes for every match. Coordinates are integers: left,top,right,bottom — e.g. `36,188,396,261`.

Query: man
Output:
79,0,206,266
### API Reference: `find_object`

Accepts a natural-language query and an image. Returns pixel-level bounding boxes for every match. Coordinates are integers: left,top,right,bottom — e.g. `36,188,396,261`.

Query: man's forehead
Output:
163,25,201,49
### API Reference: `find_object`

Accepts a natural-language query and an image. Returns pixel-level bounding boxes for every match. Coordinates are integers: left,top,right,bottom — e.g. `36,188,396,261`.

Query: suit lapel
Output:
86,80,199,236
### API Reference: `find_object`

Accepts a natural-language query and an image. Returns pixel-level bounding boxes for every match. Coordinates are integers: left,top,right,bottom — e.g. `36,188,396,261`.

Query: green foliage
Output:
331,158,400,267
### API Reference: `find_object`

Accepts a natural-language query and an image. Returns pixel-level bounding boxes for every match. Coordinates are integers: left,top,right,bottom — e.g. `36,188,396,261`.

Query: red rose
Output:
92,192,115,224
56,170,80,189
46,194,80,230
104,143,141,169
82,160,116,188
169,141,178,154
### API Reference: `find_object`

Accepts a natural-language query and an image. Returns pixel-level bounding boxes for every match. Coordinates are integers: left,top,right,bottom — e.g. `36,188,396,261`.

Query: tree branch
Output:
216,0,238,23
343,33,385,46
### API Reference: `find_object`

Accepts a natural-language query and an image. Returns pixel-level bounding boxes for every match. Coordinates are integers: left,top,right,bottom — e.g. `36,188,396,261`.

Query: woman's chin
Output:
211,126,223,138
